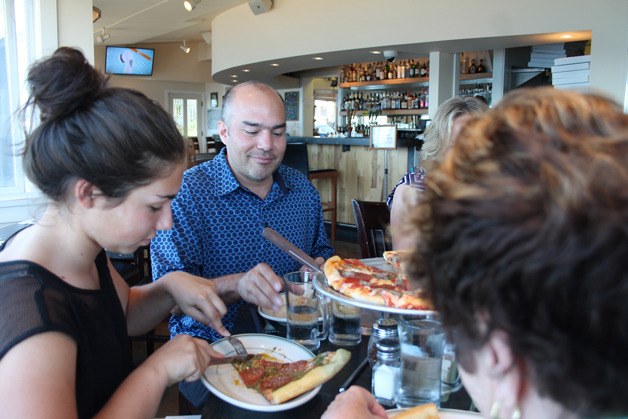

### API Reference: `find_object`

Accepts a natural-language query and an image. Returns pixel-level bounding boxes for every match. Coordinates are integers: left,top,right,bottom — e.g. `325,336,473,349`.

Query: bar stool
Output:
308,169,338,241
283,142,338,241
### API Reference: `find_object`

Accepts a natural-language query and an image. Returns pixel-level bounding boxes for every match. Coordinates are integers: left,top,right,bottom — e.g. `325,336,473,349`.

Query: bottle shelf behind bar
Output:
340,109,428,116
340,72,493,90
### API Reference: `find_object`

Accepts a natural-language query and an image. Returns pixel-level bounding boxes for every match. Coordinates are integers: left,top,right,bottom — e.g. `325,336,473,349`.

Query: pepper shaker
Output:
367,317,399,366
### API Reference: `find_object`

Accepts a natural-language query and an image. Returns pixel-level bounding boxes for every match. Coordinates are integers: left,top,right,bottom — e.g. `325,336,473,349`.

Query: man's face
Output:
219,85,287,189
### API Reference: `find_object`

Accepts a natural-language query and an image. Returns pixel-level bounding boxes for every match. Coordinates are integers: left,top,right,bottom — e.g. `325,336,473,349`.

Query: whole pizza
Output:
323,255,433,310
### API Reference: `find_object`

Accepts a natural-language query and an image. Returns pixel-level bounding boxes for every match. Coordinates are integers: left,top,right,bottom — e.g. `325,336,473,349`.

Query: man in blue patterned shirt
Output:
150,81,334,407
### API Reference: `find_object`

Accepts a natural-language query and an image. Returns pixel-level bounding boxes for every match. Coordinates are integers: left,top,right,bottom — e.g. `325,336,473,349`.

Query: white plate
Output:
313,258,437,315
258,294,288,323
201,333,321,412
387,407,481,418
258,294,324,324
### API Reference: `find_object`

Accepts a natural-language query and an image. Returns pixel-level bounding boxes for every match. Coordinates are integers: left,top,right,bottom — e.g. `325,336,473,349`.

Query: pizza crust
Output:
390,403,440,419
267,348,351,404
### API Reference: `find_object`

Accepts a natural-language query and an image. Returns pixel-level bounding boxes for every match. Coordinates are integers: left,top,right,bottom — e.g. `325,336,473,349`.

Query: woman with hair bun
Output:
0,47,229,418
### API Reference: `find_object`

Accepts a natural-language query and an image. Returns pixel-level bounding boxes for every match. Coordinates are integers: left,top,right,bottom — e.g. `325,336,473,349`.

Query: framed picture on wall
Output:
284,91,299,121
210,92,218,108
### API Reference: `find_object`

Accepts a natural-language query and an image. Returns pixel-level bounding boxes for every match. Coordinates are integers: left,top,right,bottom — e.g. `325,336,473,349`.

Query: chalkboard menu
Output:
285,91,299,121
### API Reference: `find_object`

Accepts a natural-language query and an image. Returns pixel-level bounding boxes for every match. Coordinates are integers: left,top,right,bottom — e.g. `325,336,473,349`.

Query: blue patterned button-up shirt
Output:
150,148,334,341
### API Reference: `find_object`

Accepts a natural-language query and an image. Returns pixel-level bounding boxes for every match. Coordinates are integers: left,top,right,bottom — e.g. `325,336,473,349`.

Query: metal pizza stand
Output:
312,258,465,407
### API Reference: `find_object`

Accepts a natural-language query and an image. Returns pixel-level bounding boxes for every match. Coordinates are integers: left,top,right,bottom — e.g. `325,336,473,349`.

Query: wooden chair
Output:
351,199,392,259
109,246,170,357
282,142,339,240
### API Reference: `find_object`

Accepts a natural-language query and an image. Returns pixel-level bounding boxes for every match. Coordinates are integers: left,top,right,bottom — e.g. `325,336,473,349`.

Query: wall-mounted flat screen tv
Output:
105,46,155,76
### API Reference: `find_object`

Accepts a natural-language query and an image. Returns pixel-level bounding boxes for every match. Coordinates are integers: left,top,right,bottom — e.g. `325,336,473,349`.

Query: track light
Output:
96,28,110,44
183,0,201,11
180,40,190,54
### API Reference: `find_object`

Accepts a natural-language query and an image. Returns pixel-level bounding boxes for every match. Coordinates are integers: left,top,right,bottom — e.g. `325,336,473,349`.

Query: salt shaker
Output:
371,339,400,407
367,317,399,366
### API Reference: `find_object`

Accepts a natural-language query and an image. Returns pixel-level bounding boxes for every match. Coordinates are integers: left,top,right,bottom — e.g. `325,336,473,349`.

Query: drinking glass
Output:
396,314,445,408
283,271,328,351
329,300,361,346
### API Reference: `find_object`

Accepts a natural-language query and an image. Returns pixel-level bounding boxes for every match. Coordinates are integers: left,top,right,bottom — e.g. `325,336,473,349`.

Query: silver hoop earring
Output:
490,401,501,419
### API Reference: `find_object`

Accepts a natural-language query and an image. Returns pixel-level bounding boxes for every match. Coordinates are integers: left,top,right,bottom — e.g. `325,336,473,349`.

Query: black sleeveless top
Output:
0,231,133,418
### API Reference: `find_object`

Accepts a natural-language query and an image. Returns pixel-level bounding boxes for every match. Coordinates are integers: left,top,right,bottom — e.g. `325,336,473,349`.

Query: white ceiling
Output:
92,1,591,85
92,0,248,45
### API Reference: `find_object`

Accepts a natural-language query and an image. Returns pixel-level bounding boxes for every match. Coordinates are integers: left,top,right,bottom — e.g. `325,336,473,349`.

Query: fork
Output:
226,336,247,355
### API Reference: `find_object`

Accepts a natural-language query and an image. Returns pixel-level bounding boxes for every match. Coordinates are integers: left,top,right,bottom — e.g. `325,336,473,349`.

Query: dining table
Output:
198,303,475,419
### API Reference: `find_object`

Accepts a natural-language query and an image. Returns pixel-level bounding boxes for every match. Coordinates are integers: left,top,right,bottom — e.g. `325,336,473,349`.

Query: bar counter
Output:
286,136,422,225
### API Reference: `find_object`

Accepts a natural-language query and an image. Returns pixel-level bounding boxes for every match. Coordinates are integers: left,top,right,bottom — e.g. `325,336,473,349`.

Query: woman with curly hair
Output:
324,87,628,419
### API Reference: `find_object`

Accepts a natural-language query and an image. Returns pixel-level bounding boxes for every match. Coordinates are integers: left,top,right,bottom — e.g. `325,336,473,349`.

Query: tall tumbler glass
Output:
283,271,328,351
396,314,445,408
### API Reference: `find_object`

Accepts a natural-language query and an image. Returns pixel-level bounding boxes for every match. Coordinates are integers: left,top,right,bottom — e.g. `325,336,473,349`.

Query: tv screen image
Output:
105,46,155,76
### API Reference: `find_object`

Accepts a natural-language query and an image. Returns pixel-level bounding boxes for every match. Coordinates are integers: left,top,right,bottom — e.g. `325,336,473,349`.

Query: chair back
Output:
351,199,392,259
281,142,309,177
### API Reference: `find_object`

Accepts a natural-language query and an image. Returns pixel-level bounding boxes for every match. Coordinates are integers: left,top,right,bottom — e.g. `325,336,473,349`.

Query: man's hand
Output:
300,256,326,272
236,263,284,310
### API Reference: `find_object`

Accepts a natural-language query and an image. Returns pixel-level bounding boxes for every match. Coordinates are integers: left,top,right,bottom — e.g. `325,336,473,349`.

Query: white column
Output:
428,51,455,118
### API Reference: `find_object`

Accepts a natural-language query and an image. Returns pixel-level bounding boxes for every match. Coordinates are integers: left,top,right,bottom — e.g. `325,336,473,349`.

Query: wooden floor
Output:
133,236,361,418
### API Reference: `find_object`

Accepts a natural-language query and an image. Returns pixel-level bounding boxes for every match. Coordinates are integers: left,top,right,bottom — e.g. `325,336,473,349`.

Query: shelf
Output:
339,109,428,117
340,77,429,90
340,72,493,89
459,72,493,84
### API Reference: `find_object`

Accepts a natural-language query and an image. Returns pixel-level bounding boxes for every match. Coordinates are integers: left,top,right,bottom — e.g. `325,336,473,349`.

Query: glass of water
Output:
396,314,445,408
283,271,328,351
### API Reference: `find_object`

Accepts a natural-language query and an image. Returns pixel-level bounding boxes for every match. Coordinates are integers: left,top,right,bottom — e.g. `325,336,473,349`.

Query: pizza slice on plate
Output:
231,348,350,404
383,249,411,272
323,255,433,310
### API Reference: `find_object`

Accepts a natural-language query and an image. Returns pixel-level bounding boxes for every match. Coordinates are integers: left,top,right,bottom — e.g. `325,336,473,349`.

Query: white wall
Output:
212,0,628,106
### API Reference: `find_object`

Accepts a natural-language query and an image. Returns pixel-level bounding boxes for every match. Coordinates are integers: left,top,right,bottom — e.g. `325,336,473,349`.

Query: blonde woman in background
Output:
387,96,488,249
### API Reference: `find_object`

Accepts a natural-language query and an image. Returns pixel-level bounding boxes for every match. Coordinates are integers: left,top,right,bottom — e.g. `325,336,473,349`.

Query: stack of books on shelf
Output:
528,43,566,68
551,55,591,91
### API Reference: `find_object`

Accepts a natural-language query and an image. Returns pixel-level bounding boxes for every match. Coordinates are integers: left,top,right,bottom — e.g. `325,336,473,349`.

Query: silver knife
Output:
211,354,253,365
262,227,323,274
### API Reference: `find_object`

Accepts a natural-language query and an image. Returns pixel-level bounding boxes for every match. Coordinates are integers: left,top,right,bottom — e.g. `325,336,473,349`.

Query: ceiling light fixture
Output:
370,50,382,55
560,34,574,39
92,7,101,23
184,0,201,11
271,63,279,67
242,69,251,72
313,57,324,61
95,28,110,44
180,40,190,53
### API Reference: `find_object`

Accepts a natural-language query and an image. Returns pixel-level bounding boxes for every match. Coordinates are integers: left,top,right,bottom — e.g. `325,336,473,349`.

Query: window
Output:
0,0,45,224
314,89,337,137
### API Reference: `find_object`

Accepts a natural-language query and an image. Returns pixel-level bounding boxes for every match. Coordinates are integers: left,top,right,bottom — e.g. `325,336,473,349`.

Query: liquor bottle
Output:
469,58,477,74
477,59,486,73
419,61,428,77
460,53,468,74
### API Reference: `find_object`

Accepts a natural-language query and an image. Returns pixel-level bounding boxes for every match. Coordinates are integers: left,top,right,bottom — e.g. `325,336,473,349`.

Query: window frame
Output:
0,0,50,225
